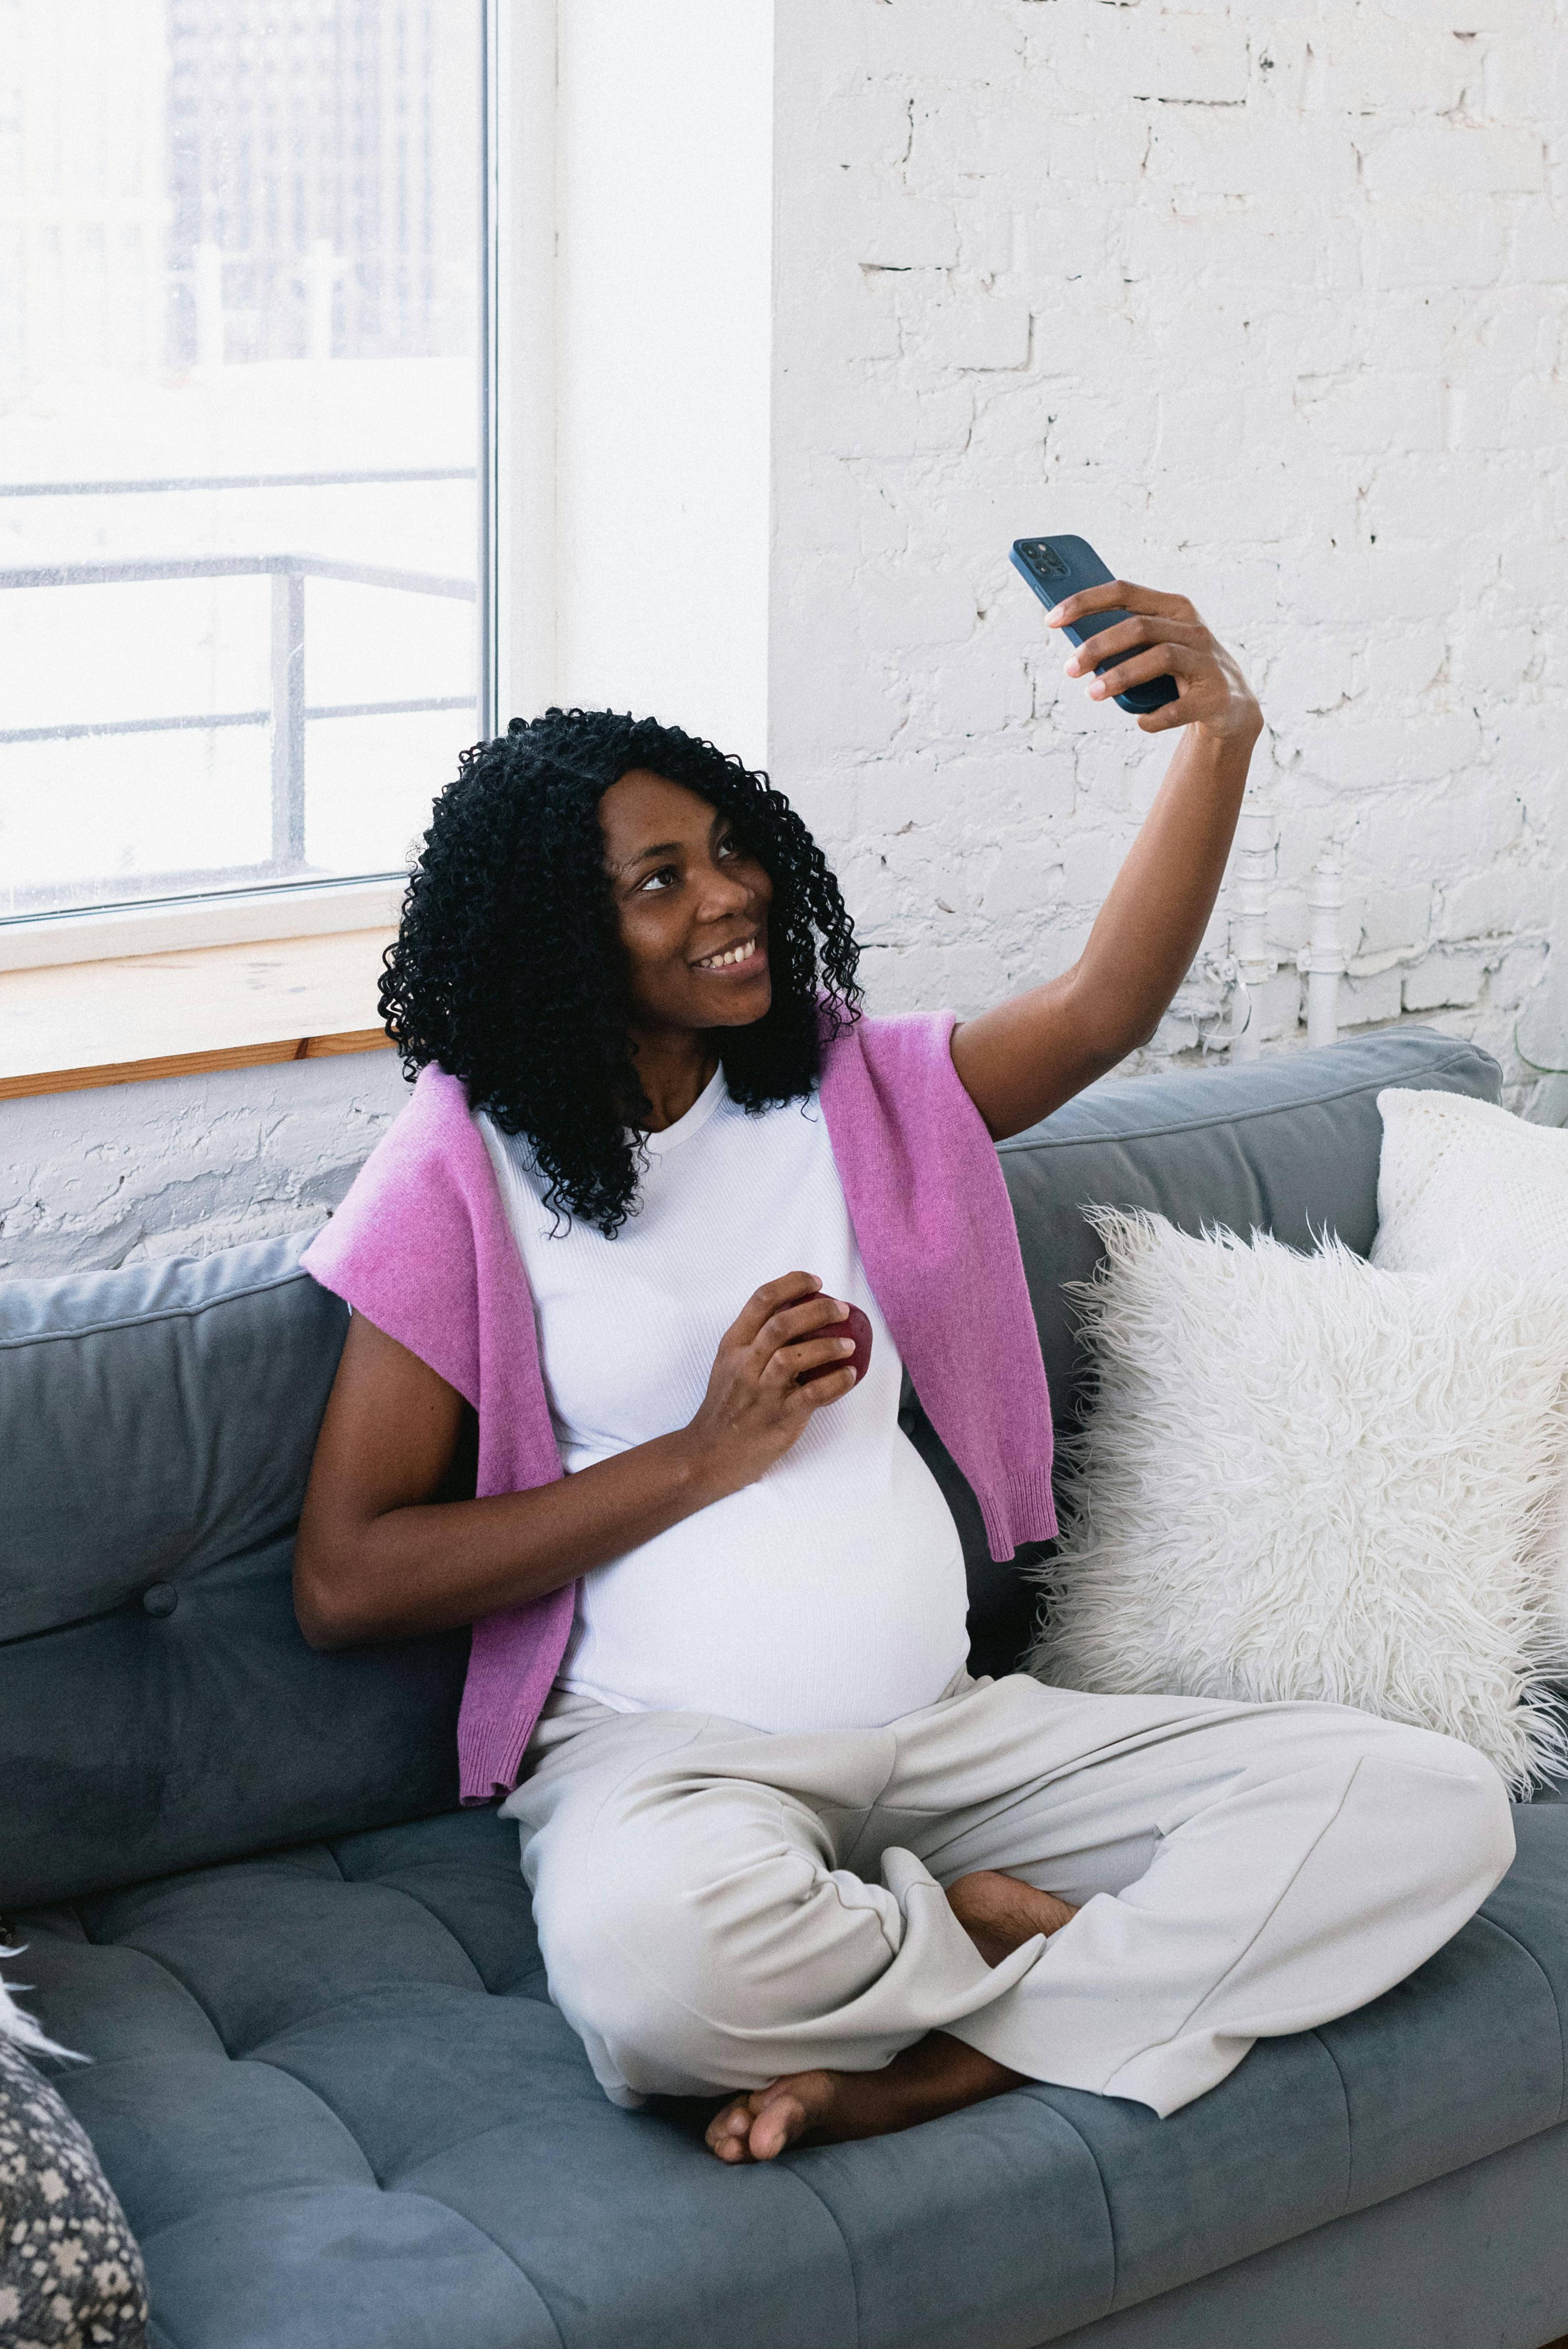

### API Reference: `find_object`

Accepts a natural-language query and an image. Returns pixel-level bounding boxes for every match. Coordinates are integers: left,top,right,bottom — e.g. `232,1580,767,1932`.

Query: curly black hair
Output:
380,707,863,1237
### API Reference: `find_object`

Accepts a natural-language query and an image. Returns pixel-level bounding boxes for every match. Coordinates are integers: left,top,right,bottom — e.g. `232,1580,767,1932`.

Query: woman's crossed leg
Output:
507,1676,1514,2162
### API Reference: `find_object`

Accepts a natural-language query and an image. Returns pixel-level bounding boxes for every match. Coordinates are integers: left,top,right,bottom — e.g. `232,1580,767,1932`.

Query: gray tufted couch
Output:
4,1025,1567,2349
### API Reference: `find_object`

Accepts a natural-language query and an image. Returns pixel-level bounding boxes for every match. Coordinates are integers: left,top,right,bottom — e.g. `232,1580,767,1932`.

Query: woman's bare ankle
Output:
947,1869,1078,1966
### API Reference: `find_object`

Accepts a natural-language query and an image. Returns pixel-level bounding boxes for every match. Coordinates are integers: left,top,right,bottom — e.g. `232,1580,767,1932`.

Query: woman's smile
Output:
691,931,765,975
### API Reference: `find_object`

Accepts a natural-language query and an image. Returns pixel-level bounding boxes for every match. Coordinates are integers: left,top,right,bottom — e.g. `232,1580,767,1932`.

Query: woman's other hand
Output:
296,1288,857,1649
1049,580,1262,742
682,1272,858,1498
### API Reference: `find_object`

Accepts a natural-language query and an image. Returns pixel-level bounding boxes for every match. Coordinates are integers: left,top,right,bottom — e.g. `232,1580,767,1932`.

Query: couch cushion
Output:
0,1237,468,1908
2,1237,346,1645
16,1795,1567,2349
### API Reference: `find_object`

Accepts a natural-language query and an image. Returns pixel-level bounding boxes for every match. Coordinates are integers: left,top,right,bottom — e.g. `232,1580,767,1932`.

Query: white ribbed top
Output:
476,1068,968,1733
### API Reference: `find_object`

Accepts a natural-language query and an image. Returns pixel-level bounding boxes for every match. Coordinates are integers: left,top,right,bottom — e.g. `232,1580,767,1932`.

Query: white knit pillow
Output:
1373,1087,1568,1280
1373,1085,1568,1644
1029,1209,1568,1792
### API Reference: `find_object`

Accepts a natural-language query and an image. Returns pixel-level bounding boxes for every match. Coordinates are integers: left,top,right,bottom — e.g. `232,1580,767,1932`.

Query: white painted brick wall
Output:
770,0,1568,1100
0,1054,409,1279
6,1,1565,1278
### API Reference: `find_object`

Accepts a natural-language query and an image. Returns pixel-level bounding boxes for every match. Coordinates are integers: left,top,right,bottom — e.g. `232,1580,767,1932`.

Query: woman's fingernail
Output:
1088,679,1107,698
1046,604,1063,623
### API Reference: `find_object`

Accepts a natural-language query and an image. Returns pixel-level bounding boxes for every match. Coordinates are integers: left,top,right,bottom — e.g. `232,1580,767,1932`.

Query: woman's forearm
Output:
1068,723,1256,1064
295,1428,722,1648
950,579,1263,1142
951,728,1256,1139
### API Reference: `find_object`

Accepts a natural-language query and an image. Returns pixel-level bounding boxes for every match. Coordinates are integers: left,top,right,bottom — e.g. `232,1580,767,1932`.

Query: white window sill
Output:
0,926,397,1101
0,876,406,974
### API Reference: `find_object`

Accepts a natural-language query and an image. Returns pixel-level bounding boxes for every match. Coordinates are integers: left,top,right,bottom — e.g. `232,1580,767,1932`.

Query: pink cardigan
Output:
302,1008,1057,1801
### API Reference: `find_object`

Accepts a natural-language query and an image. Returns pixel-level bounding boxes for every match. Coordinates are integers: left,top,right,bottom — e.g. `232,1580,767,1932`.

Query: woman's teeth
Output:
695,936,757,970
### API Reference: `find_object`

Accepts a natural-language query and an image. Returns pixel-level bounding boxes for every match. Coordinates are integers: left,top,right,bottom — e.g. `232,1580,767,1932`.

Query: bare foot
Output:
946,1869,1078,1967
702,1871,1076,2163
704,2032,1024,2163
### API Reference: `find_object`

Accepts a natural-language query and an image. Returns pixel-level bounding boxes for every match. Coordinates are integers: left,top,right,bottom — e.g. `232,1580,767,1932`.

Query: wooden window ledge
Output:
0,929,397,1101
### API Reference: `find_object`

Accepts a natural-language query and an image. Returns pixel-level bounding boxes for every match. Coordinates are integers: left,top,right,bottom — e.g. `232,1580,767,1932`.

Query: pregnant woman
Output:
295,578,1511,2164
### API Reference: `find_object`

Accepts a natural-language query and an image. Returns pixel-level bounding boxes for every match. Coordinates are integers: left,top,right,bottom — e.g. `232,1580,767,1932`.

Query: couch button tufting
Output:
142,1583,179,1618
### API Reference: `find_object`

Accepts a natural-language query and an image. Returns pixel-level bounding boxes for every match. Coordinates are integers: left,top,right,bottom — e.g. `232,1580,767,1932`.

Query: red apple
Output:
795,1299,873,1389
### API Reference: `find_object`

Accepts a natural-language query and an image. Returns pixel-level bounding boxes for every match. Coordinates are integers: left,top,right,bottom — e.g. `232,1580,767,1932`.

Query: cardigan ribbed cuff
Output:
980,1467,1059,1565
458,1716,534,1807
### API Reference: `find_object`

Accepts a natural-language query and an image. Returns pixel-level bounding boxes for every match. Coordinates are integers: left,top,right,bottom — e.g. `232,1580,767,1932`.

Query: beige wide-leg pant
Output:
502,1672,1514,2119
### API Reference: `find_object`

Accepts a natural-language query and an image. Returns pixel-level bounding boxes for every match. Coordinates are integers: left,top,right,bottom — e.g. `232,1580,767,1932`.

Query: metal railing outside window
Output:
0,466,477,898
2,0,488,930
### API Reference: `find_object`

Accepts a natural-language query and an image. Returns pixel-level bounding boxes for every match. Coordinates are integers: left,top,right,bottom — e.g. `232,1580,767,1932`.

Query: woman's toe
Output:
705,2099,757,2159
747,2091,809,2162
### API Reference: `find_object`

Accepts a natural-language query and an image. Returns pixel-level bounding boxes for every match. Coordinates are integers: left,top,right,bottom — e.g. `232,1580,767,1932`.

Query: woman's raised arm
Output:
949,579,1263,1144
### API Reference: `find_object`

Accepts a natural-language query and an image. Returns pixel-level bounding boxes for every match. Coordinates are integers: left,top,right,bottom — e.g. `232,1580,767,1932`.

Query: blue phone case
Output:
1010,534,1178,715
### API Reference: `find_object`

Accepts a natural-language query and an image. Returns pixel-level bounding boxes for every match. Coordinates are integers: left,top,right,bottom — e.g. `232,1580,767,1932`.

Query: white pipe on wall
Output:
1303,854,1347,1051
1229,804,1277,1063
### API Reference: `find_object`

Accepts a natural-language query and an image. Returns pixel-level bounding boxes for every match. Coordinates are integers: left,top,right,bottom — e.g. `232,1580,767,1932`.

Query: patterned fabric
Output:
0,2037,147,2349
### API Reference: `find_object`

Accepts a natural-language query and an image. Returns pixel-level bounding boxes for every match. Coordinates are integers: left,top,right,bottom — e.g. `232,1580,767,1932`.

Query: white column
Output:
1229,805,1276,1063
1303,854,1347,1051
553,0,774,766
491,0,560,725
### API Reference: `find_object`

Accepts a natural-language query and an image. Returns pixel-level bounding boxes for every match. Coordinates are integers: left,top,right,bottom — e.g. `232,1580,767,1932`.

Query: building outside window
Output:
0,0,485,926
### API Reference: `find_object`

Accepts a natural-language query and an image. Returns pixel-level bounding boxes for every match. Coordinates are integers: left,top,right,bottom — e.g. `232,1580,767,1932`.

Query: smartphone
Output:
1010,534,1179,716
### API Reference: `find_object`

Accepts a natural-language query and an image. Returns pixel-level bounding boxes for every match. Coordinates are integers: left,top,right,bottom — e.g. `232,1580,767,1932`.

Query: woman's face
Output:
599,768,774,1033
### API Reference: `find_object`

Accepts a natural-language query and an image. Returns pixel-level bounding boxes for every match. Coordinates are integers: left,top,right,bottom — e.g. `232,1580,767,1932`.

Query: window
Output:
0,0,486,929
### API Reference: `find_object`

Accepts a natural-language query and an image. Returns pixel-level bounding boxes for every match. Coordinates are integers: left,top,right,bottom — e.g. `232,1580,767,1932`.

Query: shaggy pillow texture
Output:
1029,1209,1568,1792
1373,1085,1568,1640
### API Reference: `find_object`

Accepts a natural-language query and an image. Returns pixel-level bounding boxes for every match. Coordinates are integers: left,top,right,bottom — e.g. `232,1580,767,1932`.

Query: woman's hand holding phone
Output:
952,542,1263,1141
1050,580,1261,743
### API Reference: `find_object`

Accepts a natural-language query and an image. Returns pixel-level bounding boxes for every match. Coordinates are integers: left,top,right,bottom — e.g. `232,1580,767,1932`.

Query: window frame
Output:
0,0,510,975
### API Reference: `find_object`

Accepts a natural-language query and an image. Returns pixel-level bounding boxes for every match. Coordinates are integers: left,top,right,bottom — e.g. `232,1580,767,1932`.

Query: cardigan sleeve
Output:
300,1068,484,1408
300,1066,574,1803
821,1007,1057,1561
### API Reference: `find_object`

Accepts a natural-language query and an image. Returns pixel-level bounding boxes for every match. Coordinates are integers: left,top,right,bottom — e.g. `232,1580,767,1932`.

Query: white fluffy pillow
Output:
1029,1209,1568,1792
0,1967,71,2057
